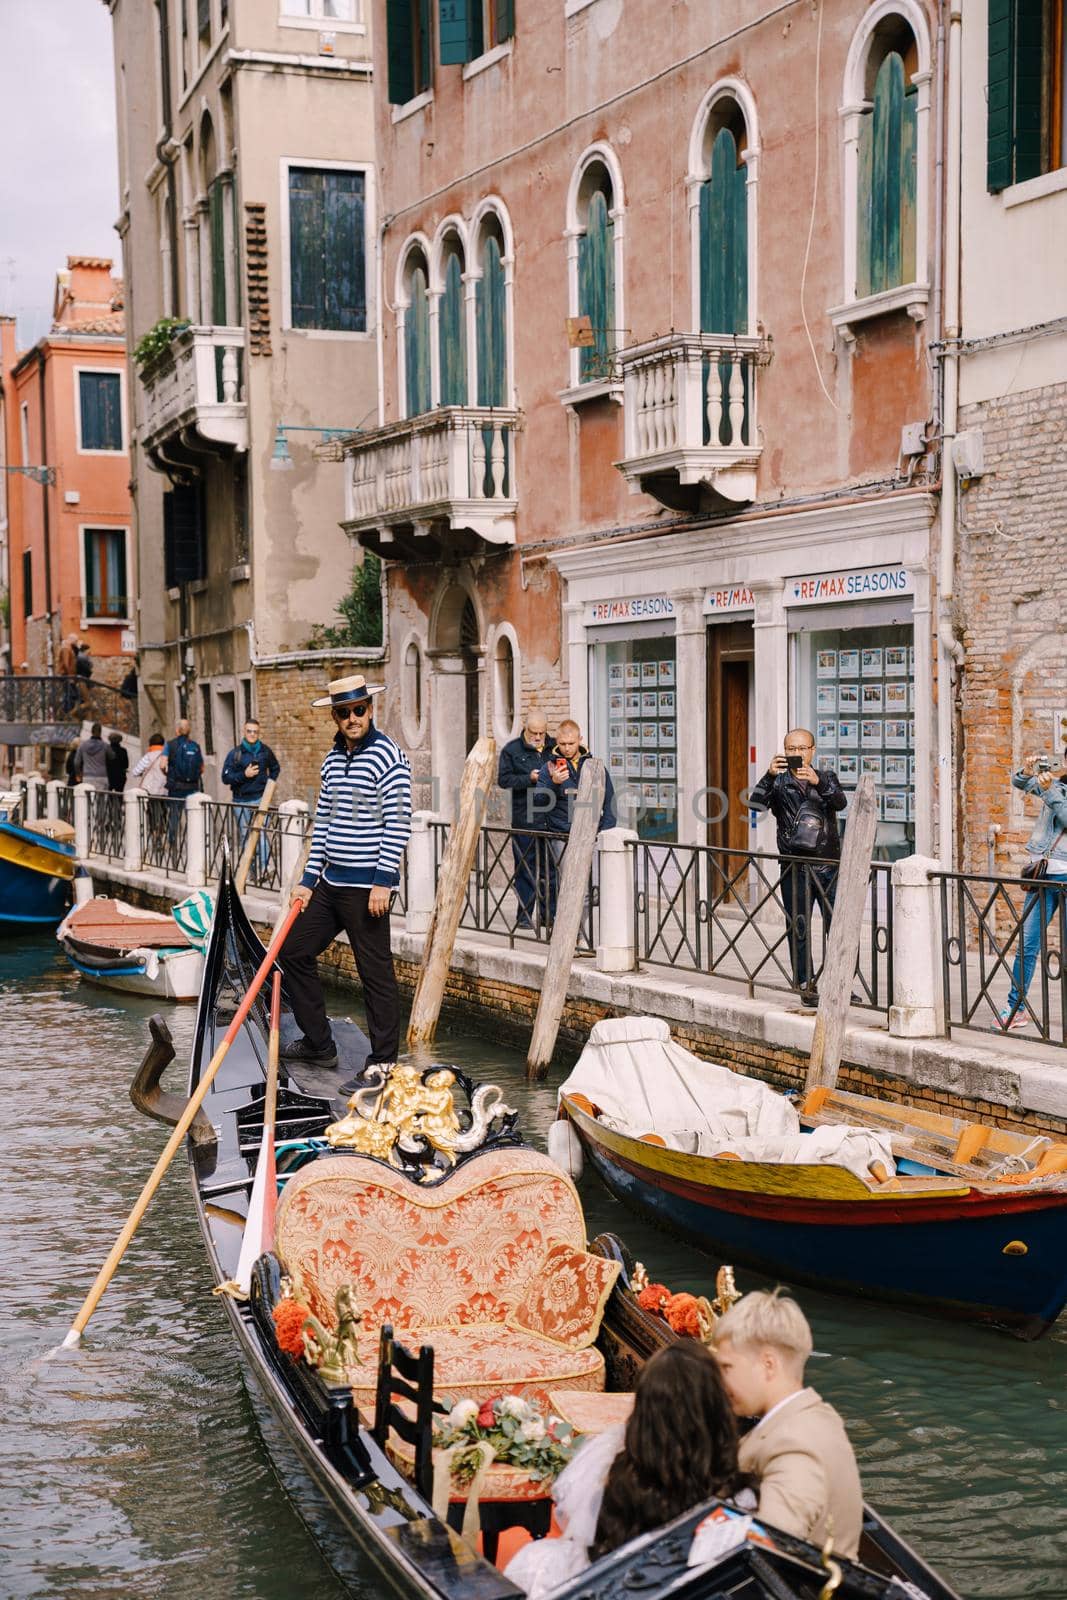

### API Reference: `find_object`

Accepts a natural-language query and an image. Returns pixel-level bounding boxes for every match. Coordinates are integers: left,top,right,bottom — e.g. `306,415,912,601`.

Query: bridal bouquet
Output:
434,1393,577,1487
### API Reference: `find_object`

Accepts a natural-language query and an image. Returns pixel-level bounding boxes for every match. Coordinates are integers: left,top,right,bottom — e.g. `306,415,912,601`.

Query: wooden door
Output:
706,621,753,854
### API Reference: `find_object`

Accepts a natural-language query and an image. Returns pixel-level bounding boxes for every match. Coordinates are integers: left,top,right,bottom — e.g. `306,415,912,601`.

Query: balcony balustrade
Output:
616,332,768,511
139,325,248,462
343,406,520,560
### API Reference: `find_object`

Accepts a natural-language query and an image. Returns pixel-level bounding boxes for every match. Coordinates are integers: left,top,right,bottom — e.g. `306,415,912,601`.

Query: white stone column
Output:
124,787,145,871
45,780,62,820
427,656,469,820
751,579,788,782
673,590,706,847
910,564,934,857
595,826,638,973
563,598,587,728
888,853,946,1038
73,782,91,861
24,776,42,820
185,791,207,887
279,799,310,891
405,810,440,938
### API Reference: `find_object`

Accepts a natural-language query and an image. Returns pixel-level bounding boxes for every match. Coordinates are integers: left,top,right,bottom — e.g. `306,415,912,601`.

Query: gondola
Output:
132,866,961,1600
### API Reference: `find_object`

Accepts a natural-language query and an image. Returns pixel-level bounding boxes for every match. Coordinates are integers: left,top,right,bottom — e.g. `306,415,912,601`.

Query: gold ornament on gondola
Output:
300,1284,365,1386
324,1062,515,1178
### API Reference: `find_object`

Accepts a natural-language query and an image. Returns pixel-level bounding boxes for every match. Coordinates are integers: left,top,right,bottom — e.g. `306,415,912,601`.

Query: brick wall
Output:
253,654,388,805
956,381,1067,876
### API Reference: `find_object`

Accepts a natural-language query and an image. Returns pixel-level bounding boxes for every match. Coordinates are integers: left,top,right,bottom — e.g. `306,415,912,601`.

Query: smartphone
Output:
786,754,803,771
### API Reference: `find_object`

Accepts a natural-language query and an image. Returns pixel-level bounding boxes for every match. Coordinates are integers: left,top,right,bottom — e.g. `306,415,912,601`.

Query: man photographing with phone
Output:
750,730,847,1007
1000,748,1067,1030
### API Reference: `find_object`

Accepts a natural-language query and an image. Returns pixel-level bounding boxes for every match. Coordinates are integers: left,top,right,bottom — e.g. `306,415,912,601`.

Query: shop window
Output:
84,529,129,621
403,249,432,416
988,0,1066,189
576,165,615,383
287,167,367,332
857,35,918,296
78,371,123,452
438,237,467,404
387,0,432,104
795,622,915,860
593,634,677,842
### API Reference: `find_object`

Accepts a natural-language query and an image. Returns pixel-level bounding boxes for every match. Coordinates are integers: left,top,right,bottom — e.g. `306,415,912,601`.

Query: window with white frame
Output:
438,233,467,405
402,636,425,743
402,245,432,416
78,371,124,452
566,148,625,390
287,166,368,332
282,0,357,19
83,528,129,621
475,212,508,406
493,631,517,741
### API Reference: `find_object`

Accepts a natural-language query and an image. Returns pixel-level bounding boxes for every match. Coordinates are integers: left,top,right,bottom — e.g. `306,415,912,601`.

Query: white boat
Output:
57,894,210,1000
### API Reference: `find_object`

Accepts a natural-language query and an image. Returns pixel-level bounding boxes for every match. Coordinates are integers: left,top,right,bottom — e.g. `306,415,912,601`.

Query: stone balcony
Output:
616,332,768,512
342,407,520,560
139,325,248,465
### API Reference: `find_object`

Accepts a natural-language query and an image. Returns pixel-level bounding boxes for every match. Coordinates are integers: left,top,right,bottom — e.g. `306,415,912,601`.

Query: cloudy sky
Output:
0,0,120,350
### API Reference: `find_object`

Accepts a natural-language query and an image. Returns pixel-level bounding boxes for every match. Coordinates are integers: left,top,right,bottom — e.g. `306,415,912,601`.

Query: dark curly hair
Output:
591,1339,747,1560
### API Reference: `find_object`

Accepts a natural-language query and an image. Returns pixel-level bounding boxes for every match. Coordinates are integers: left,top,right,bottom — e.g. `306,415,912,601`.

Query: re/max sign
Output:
584,595,675,624
789,567,913,605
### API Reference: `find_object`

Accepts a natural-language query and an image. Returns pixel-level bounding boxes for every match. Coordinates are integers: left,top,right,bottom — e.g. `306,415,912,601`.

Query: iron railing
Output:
204,800,287,893
430,822,597,952
934,868,1067,1047
0,675,138,736
87,788,124,862
632,842,893,1011
56,785,74,824
139,795,188,879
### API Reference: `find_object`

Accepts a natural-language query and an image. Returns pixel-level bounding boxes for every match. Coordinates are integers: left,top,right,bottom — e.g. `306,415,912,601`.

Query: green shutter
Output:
79,372,122,450
289,168,324,328
1013,0,1045,182
439,248,467,404
418,0,432,90
699,127,747,335
494,0,514,41
987,0,1014,189
578,187,614,382
857,53,916,297
209,178,227,324
229,181,241,322
476,234,506,406
387,0,415,103
406,264,431,416
79,371,101,449
324,170,366,333
439,0,476,64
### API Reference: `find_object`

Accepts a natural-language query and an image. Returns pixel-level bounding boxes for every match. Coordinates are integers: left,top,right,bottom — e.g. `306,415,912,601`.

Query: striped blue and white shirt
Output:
301,726,412,890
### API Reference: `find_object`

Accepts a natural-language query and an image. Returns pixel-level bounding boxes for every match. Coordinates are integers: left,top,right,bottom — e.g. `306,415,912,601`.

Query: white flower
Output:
499,1395,531,1420
519,1417,546,1444
448,1399,479,1430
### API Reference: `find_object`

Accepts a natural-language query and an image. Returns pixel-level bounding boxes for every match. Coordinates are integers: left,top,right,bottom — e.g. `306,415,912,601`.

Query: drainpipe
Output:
36,350,54,668
936,3,965,867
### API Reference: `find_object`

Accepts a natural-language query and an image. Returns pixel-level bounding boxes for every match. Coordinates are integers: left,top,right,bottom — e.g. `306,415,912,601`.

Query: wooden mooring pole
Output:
407,737,496,1049
526,759,605,1082
234,779,277,894
805,774,879,1095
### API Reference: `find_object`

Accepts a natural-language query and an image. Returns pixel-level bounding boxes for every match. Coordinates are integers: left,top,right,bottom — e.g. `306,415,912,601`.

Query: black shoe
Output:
281,1036,339,1069
799,988,818,1009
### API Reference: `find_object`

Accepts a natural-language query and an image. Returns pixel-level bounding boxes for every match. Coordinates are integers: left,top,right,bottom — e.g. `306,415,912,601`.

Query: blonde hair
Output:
711,1288,813,1368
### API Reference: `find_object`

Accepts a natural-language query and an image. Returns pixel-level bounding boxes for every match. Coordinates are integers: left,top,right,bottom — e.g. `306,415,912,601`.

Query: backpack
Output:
785,798,831,857
168,738,201,790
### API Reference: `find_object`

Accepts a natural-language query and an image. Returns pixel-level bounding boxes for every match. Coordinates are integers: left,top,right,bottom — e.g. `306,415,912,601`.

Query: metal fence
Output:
430,823,597,952
632,841,894,1011
934,868,1067,1047
139,795,188,879
204,800,288,893
0,675,138,736
56,785,74,824
87,788,124,862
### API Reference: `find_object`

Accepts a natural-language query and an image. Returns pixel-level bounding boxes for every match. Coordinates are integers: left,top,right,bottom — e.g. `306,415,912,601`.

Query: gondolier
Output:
283,674,412,1070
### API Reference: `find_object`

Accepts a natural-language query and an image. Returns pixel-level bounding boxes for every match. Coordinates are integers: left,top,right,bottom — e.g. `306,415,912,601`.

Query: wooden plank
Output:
804,774,878,1094
526,759,606,1081
407,737,497,1048
234,779,276,896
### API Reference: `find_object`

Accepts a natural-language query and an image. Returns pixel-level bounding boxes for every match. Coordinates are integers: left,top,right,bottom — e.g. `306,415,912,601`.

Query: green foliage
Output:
0,589,9,628
434,1395,576,1489
132,317,191,369
305,553,383,649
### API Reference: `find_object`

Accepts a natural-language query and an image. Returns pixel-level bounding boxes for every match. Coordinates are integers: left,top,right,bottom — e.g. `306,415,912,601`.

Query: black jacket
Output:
222,740,281,800
498,734,557,828
749,766,847,857
533,748,616,834
106,745,129,791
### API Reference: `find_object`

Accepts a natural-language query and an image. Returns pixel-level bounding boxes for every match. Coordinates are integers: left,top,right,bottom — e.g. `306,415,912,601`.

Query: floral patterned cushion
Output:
506,1242,621,1350
274,1148,588,1337
349,1324,605,1412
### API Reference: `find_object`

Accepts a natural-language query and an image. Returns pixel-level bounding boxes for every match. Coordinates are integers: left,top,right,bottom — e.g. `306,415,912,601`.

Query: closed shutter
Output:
163,485,205,588
324,170,366,333
405,264,432,416
439,248,467,404
84,529,128,619
494,0,514,42
699,126,748,335
857,53,916,297
987,0,1015,189
476,234,507,406
289,168,324,328
578,186,614,382
209,178,227,325
1013,0,1046,182
387,0,415,103
439,0,477,64
79,372,122,451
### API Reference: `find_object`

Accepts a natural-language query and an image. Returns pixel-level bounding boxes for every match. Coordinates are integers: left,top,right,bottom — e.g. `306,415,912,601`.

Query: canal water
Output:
1,936,1065,1600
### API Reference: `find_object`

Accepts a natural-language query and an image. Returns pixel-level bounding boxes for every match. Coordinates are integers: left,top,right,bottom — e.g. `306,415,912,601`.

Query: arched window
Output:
699,111,748,337
576,164,615,382
402,635,425,745
403,248,431,418
476,217,507,407
492,631,518,742
461,597,481,754
438,236,467,406
857,28,918,297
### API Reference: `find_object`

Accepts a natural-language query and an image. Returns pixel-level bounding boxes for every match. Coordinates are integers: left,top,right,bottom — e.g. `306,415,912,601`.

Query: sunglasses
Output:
335,702,371,721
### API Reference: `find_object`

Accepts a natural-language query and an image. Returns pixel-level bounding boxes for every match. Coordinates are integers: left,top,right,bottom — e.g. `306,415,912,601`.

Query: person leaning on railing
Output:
497,708,557,929
1000,750,1067,1031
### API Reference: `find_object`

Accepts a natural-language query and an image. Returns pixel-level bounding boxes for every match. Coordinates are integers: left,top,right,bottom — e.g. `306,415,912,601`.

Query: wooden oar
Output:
234,779,277,895
233,970,283,1295
60,898,305,1348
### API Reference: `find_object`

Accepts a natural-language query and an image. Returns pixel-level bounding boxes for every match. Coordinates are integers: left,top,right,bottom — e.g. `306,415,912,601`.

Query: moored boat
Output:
557,1018,1067,1339
0,813,76,931
57,893,209,1000
126,868,961,1600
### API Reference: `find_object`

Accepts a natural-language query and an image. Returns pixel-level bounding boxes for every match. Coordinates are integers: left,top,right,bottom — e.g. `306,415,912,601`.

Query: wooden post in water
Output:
805,774,879,1095
234,779,277,895
407,737,496,1049
526,759,605,1082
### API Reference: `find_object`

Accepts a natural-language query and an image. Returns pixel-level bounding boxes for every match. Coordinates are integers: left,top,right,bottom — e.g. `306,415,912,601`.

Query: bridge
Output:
0,676,139,748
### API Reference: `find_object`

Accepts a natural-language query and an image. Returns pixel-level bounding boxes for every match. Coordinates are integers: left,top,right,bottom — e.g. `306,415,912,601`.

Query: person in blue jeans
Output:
222,718,281,877
1001,752,1067,1029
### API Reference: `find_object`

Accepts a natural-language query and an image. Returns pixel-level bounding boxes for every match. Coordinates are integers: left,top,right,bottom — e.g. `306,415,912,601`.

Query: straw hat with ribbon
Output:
311,673,386,709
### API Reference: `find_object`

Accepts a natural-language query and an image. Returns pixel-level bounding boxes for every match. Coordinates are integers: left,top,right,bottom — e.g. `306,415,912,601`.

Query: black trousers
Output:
780,861,838,991
283,880,400,1064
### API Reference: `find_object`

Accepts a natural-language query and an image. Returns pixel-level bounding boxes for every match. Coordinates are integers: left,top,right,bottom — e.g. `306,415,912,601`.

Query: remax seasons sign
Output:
788,566,913,605
584,594,676,625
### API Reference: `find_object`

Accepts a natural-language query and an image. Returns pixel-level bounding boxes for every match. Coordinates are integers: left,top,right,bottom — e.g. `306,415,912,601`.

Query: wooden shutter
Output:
80,372,121,450
857,53,916,297
1013,0,1046,182
405,265,432,417
324,170,366,333
494,0,514,43
209,178,227,324
578,186,614,382
163,485,205,587
439,0,477,64
197,0,210,37
988,0,1015,188
439,249,467,404
476,234,506,406
79,371,101,449
387,0,415,104
289,168,324,328
699,127,748,335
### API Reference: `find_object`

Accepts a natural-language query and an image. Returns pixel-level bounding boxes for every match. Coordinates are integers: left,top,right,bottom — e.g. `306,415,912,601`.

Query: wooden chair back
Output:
371,1322,442,1501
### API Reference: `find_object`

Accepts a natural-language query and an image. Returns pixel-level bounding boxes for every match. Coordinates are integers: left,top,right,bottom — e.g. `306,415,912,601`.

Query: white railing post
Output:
888,854,946,1038
24,775,43,820
124,787,145,871
405,810,439,938
45,780,62,821
185,792,207,888
279,799,310,892
73,782,91,861
596,826,639,974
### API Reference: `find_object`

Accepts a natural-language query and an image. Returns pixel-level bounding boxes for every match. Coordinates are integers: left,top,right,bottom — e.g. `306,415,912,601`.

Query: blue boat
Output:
0,817,76,930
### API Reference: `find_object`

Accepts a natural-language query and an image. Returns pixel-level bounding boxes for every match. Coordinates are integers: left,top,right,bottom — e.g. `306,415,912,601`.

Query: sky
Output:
0,0,120,351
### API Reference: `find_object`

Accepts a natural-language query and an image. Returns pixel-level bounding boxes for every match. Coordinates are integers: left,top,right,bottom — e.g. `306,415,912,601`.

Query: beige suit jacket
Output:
738,1387,863,1560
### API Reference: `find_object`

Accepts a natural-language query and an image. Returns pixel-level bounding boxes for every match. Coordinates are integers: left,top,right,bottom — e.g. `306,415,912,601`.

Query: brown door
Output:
707,621,754,855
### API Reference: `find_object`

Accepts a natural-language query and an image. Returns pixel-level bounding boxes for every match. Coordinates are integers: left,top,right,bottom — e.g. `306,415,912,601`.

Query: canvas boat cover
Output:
558,1017,895,1181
